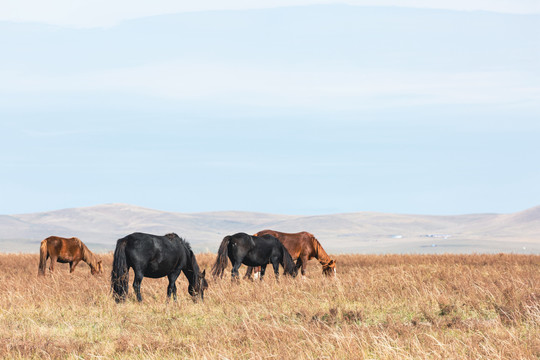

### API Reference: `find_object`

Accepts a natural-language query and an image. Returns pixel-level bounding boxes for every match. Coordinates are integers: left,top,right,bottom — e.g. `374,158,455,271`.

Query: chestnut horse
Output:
38,236,103,275
246,230,336,278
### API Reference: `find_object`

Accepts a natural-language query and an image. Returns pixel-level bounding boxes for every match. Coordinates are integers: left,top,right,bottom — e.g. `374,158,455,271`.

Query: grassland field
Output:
0,252,538,359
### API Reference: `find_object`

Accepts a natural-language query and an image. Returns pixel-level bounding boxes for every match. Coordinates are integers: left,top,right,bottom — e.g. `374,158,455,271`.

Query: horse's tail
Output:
211,235,231,278
38,239,48,276
280,243,297,277
111,237,129,303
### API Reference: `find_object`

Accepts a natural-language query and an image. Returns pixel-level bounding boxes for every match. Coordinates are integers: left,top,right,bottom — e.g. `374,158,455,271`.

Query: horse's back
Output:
122,232,183,254
227,233,255,256
254,234,281,247
42,236,83,261
120,233,159,261
121,232,188,277
256,230,313,258
245,233,285,264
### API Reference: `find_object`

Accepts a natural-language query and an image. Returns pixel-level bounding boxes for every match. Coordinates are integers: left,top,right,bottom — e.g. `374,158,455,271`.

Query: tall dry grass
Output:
0,252,538,359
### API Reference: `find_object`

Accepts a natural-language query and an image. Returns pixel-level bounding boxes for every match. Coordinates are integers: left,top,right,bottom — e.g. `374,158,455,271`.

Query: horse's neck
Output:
183,252,197,285
81,245,95,265
313,239,332,266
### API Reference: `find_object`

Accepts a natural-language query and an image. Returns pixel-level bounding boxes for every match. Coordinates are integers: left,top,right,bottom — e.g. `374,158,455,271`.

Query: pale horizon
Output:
5,202,540,218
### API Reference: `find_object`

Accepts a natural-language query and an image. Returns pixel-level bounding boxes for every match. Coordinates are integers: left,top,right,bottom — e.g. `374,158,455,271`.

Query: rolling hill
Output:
0,204,538,254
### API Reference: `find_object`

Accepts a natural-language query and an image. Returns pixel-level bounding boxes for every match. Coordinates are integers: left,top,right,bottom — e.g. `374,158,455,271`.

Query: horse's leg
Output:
272,259,281,280
133,270,144,302
243,266,254,280
260,264,268,280
295,258,303,273
253,266,261,280
49,255,57,273
299,255,309,277
231,261,242,281
167,272,181,302
69,260,80,273
171,282,177,301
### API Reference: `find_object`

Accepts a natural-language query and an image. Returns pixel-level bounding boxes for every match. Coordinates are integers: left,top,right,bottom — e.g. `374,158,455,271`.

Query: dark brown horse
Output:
246,230,336,278
38,236,103,275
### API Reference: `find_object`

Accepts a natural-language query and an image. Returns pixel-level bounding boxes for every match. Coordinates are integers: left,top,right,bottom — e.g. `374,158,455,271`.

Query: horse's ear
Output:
201,269,206,277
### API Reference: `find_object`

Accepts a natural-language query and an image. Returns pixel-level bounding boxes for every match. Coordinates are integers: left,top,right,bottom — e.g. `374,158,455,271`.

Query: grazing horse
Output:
38,236,103,275
111,232,208,303
245,230,336,278
211,232,297,280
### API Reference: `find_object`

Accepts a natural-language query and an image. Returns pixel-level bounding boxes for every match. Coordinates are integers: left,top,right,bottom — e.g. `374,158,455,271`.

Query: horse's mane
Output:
78,238,99,268
165,233,194,257
181,238,193,254
309,233,332,267
73,237,85,254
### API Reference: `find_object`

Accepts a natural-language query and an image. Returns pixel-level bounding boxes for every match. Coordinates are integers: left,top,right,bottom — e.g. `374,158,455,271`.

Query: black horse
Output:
211,232,297,280
111,232,208,303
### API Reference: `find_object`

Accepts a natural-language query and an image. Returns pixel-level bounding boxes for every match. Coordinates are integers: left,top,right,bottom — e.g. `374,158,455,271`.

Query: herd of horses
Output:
37,230,336,303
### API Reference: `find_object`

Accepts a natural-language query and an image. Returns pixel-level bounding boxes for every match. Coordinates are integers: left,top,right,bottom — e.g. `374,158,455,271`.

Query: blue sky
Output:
1,1,539,215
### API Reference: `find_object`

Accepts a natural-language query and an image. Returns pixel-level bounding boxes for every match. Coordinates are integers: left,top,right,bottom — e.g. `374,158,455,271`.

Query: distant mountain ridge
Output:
0,204,538,254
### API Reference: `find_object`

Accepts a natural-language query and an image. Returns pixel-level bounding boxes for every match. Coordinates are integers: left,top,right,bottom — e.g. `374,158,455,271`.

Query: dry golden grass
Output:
0,252,538,359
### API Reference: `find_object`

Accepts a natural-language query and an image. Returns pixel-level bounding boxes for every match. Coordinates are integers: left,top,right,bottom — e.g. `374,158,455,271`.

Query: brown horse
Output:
246,230,336,278
38,236,103,275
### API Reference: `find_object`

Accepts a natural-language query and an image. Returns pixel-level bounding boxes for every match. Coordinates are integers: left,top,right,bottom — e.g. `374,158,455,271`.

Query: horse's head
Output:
91,260,103,275
189,269,208,302
291,266,299,278
322,259,336,277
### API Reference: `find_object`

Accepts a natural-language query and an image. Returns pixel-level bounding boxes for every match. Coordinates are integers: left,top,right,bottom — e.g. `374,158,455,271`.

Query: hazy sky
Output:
1,1,539,215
